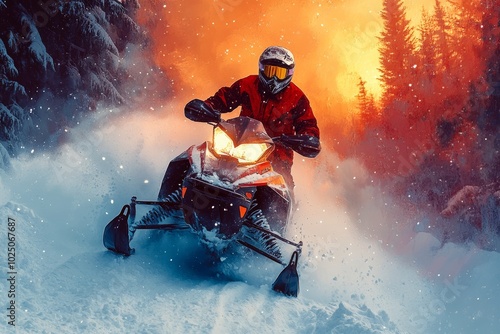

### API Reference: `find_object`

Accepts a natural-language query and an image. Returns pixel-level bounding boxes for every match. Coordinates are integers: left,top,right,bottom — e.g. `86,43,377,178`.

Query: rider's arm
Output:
291,95,320,139
282,94,321,158
204,79,243,113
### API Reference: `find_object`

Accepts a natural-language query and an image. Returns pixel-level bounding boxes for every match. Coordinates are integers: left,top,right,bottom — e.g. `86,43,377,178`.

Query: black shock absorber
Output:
141,188,182,225
128,189,183,240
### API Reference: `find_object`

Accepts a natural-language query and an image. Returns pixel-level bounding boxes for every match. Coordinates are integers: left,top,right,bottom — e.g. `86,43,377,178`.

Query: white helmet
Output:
258,46,295,94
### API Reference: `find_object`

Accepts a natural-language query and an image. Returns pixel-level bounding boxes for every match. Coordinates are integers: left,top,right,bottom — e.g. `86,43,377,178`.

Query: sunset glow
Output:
138,0,435,121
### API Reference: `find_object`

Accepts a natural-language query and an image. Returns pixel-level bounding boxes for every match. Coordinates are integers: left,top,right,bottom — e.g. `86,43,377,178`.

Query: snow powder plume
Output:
1,105,499,333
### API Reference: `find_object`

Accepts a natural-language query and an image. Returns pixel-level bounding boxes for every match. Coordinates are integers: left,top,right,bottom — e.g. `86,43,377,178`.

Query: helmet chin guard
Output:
258,46,295,94
259,75,293,95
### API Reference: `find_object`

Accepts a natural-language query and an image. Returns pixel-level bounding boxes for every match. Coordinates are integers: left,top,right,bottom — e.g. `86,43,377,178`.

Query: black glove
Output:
184,99,221,123
279,134,321,158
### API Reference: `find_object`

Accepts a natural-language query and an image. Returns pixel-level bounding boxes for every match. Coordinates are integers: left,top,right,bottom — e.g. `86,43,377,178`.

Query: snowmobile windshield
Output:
212,117,274,164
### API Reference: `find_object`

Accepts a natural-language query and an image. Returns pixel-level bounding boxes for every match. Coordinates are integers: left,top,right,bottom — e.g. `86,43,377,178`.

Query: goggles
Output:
260,64,293,80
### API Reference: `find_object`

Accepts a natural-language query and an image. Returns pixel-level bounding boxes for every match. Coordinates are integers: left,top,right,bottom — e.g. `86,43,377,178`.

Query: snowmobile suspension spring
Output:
135,189,182,227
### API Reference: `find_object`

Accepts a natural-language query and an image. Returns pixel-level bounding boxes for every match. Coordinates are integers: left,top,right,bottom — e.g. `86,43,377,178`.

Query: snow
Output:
19,13,55,72
0,109,499,333
82,10,120,56
0,39,18,77
0,143,10,170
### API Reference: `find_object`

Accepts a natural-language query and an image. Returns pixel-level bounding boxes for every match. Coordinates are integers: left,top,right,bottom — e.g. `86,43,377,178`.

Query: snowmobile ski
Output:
103,205,133,256
272,251,300,297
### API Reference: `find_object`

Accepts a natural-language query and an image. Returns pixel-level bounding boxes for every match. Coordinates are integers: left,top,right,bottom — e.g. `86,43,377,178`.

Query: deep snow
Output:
1,108,499,333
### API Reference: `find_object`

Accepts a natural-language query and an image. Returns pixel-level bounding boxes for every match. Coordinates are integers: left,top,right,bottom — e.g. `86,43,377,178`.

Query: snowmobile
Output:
103,99,318,297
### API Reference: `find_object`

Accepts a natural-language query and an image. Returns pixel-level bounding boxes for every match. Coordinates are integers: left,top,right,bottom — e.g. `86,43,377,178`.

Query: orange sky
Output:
138,0,435,122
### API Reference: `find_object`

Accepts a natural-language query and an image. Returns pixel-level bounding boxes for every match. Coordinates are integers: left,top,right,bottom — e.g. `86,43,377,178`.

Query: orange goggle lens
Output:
262,65,289,80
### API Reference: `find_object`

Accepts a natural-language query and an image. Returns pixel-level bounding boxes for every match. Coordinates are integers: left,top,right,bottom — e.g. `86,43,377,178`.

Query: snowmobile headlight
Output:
213,127,234,156
230,143,270,163
213,127,271,164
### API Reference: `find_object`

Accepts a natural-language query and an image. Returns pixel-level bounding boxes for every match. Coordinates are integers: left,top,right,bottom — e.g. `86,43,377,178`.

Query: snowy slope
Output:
1,109,499,334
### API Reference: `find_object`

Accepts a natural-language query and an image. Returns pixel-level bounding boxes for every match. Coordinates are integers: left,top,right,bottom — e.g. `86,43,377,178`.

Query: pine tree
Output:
418,8,437,81
356,77,379,126
477,0,500,183
0,0,143,157
0,3,31,147
412,7,438,125
424,0,455,119
433,0,452,72
46,0,142,104
482,0,500,110
437,0,489,142
447,0,483,86
378,0,416,106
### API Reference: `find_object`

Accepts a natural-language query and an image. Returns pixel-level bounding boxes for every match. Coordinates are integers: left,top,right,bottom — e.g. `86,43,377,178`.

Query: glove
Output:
184,99,221,123
279,134,321,158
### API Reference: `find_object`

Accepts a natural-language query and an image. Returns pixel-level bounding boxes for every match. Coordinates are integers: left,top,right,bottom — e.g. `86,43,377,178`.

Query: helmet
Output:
258,46,295,94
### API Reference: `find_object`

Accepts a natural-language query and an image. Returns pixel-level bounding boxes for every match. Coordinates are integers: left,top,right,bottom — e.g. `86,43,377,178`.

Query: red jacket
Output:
205,75,320,174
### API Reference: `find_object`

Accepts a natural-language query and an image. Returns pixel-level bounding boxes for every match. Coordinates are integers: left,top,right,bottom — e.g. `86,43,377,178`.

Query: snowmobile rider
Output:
185,46,321,191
